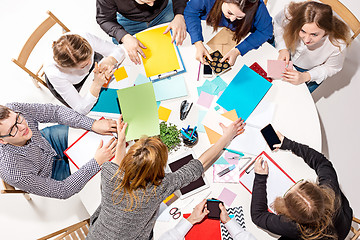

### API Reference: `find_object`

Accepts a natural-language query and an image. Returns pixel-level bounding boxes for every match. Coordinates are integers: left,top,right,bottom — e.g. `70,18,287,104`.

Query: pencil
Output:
197,62,201,81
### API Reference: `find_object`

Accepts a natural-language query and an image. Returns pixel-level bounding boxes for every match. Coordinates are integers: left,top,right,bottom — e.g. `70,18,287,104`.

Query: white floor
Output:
0,0,359,239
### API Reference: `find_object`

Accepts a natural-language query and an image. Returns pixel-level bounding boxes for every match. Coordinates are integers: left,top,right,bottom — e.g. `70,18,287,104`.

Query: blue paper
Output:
135,74,150,85
153,75,188,101
197,80,218,96
211,76,228,95
156,101,161,109
214,157,229,165
217,65,272,121
91,88,121,114
197,110,207,133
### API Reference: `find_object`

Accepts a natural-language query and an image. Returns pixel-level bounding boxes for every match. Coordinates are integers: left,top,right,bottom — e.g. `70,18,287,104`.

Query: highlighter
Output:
217,164,236,177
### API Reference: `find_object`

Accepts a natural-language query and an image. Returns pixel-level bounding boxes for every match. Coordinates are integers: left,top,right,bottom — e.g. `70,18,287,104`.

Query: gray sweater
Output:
86,159,203,240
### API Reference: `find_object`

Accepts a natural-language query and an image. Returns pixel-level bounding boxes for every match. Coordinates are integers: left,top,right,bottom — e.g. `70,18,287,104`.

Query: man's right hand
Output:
122,34,147,65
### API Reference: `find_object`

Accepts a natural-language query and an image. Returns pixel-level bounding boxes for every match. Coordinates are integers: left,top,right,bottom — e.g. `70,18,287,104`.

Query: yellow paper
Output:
158,106,171,122
113,66,128,81
136,26,180,78
205,110,238,144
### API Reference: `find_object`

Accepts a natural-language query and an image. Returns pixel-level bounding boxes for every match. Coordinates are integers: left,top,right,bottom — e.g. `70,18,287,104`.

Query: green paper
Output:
117,82,160,140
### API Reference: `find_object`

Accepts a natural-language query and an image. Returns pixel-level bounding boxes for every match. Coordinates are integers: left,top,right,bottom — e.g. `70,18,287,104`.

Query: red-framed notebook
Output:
239,151,296,212
249,62,272,83
64,117,114,170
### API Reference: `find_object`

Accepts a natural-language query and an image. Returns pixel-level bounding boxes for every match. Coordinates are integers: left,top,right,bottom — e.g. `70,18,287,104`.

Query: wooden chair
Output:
1,179,31,201
37,219,90,240
351,217,360,240
318,0,360,40
11,10,70,88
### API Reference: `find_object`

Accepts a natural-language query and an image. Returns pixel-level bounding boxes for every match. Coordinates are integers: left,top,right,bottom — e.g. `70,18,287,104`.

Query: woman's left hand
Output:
282,69,311,85
220,48,240,66
99,56,117,68
220,118,246,142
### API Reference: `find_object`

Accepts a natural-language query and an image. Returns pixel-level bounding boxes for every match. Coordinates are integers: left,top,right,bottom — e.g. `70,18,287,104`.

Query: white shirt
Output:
44,32,125,114
158,218,257,240
273,9,347,84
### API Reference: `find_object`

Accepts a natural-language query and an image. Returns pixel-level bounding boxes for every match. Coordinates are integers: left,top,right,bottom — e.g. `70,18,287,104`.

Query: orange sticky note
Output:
204,110,238,144
114,66,128,81
222,109,238,121
158,106,171,121
204,126,222,144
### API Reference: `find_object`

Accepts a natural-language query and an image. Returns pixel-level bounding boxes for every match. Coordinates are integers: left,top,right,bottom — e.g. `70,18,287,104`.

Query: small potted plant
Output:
159,121,181,152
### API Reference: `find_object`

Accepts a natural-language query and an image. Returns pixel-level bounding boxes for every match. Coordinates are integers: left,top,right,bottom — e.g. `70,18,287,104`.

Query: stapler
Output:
180,100,193,120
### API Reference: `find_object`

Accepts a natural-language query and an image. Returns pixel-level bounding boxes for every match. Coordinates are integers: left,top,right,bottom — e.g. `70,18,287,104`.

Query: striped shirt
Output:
0,102,100,199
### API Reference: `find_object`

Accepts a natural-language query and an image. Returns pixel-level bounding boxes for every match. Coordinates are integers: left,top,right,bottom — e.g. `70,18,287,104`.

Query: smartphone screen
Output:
203,64,212,77
261,124,281,150
206,199,222,219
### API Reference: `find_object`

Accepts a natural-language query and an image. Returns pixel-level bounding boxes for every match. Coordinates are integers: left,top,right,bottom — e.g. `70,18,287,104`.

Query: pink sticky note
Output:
267,60,293,79
218,187,237,207
197,91,215,108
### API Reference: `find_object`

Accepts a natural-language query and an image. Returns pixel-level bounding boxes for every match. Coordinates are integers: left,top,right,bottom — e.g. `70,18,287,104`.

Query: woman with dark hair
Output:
251,132,353,239
184,0,273,66
274,1,351,92
86,116,246,239
44,33,125,114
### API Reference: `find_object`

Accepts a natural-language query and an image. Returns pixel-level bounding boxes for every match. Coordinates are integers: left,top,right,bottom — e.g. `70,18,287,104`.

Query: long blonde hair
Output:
112,137,168,211
283,1,351,53
273,181,339,239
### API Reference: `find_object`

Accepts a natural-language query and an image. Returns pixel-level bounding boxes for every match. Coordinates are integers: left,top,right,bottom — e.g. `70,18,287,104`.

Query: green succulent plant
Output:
159,121,181,151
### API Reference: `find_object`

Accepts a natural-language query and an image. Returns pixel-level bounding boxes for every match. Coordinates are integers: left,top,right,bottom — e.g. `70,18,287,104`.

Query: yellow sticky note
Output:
114,66,128,82
158,106,171,122
135,26,180,78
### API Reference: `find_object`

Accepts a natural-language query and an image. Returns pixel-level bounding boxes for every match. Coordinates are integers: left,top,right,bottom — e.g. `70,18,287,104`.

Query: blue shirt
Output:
184,0,273,56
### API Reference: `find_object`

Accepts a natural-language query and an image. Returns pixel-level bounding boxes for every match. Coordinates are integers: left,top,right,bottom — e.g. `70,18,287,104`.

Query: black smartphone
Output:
261,124,281,150
206,199,223,219
203,64,213,78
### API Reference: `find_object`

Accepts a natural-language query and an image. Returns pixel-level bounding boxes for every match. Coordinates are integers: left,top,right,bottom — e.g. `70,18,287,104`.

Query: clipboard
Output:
239,151,296,212
135,25,186,81
64,117,114,170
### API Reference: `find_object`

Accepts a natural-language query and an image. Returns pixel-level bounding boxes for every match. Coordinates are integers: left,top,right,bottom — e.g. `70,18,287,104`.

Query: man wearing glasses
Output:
0,103,117,199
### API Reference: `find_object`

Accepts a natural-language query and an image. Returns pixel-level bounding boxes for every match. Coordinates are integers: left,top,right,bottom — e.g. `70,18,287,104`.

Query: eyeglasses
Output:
283,179,304,198
0,112,24,138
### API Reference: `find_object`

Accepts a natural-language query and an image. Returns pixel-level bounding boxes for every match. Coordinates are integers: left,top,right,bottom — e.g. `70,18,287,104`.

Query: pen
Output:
190,126,197,139
223,148,244,157
197,62,201,81
229,156,252,160
217,164,235,177
239,159,252,172
181,129,193,141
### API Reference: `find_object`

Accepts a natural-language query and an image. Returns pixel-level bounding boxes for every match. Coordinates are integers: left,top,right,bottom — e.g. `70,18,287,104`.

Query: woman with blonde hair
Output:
251,132,353,239
184,0,273,66
44,33,125,114
86,116,246,240
274,1,351,92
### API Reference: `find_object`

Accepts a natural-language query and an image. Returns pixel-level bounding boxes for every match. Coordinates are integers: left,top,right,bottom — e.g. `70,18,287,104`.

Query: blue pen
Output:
223,148,244,157
189,126,197,139
186,125,190,131
181,129,193,141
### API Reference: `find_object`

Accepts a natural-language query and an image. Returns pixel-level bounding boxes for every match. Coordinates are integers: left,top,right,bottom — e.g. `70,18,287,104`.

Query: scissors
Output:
169,207,181,220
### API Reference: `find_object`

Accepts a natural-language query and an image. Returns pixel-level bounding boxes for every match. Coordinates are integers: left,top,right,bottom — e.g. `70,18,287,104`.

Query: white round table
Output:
69,22,321,239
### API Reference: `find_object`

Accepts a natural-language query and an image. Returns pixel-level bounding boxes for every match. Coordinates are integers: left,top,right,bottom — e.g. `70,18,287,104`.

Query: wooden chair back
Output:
351,216,360,240
37,219,90,240
1,179,31,200
318,0,360,40
11,10,70,88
